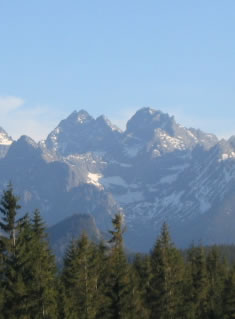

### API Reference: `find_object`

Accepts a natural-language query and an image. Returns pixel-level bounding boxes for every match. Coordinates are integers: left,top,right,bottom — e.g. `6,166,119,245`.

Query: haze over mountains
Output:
1,107,235,251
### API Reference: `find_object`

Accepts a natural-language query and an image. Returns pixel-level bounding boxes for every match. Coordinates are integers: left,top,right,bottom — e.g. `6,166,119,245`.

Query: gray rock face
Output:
0,134,121,229
1,107,235,251
45,110,122,156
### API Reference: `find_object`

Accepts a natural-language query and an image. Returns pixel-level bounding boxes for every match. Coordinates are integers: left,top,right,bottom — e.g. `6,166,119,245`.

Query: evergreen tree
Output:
2,184,235,319
184,245,209,319
0,183,21,255
0,236,5,318
133,253,151,318
0,189,58,319
0,184,29,318
206,246,227,319
28,209,58,318
128,261,149,319
62,233,99,319
94,241,110,319
106,213,143,319
149,222,184,319
61,239,78,318
223,266,235,319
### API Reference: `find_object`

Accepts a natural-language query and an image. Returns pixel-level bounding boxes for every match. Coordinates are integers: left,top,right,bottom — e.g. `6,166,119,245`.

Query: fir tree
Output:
0,237,5,318
94,240,110,319
28,209,58,319
0,183,21,255
184,245,209,319
133,253,151,318
0,195,58,319
149,222,184,319
223,266,235,319
206,246,227,319
0,184,29,318
106,213,143,319
62,233,99,319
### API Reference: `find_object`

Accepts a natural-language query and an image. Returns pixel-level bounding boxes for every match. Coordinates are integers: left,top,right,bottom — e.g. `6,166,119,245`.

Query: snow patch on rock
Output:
0,132,12,145
87,172,103,188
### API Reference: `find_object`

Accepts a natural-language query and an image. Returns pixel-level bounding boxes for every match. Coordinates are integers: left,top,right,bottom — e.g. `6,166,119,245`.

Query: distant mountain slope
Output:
48,214,104,260
0,135,121,228
2,107,235,251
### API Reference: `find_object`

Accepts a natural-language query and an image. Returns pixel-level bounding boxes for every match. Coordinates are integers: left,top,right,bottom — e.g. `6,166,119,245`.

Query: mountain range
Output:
1,107,235,251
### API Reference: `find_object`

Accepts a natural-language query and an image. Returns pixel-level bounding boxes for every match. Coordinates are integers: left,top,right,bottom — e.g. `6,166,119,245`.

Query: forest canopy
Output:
0,184,235,318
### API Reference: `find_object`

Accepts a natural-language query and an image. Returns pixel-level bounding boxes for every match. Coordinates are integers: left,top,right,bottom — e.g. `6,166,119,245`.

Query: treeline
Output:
0,185,235,318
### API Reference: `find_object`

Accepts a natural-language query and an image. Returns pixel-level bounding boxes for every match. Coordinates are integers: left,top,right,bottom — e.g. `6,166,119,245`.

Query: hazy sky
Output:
1,0,235,141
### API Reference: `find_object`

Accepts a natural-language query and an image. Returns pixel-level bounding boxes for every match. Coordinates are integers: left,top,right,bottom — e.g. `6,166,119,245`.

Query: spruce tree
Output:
184,245,209,319
128,261,149,319
206,246,227,319
0,236,5,318
223,266,235,319
133,253,151,318
106,213,143,319
0,193,58,319
94,240,110,319
0,184,28,318
149,222,184,319
28,209,58,319
0,183,21,255
62,233,99,319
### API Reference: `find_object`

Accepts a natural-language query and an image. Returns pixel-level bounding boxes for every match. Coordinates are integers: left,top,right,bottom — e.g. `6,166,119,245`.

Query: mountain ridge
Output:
1,107,235,251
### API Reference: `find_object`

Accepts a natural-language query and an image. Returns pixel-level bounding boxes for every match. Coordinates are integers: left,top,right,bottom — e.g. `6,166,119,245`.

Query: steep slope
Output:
2,107,235,251
40,107,225,250
0,135,121,228
130,108,217,155
44,110,122,157
48,214,104,260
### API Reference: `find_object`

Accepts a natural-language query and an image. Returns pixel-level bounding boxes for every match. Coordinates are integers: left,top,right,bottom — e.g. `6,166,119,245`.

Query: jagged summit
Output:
17,135,38,148
126,107,175,139
59,109,94,128
6,135,42,162
67,109,94,124
1,106,235,251
40,107,219,159
44,109,122,156
0,127,13,146
209,138,235,161
96,115,122,132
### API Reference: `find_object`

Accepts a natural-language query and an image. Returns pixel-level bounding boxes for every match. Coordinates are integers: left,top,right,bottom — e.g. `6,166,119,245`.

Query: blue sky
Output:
1,0,235,140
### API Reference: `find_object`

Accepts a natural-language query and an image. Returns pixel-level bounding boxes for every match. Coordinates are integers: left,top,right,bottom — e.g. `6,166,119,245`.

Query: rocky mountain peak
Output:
18,135,38,148
211,138,235,161
2,107,235,251
6,135,41,161
126,107,175,140
76,109,93,124
0,127,13,146
62,109,94,127
96,115,122,132
44,110,123,156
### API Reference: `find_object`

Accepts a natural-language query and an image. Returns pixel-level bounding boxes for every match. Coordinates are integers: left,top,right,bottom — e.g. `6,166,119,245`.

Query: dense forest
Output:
1,184,235,318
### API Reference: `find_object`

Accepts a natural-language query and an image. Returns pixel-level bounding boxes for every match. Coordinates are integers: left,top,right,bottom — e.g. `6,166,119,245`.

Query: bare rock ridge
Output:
1,107,235,251
44,109,122,156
